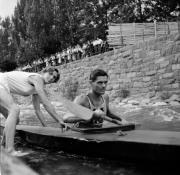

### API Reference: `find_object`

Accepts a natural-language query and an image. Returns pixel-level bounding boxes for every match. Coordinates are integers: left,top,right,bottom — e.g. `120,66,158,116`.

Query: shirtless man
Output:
63,69,128,127
0,67,66,155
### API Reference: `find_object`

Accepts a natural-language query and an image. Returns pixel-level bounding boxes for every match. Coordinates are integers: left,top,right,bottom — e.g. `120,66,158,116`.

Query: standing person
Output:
0,67,66,155
63,69,128,127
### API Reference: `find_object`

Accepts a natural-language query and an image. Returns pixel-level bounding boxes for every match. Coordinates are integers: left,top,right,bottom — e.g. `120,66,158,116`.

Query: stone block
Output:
152,101,167,106
106,85,113,91
172,44,180,54
112,84,120,90
146,70,157,76
169,101,180,106
143,77,151,82
138,49,147,58
122,50,133,58
173,54,180,64
110,74,119,81
126,72,136,78
155,57,166,64
159,61,169,68
143,81,152,87
168,94,180,102
127,60,134,68
158,68,166,74
172,64,180,70
141,98,150,105
119,78,131,83
162,72,174,78
171,83,179,89
160,44,174,56
128,100,140,105
133,82,143,88
165,64,172,72
163,84,172,90
108,60,115,66
162,78,176,85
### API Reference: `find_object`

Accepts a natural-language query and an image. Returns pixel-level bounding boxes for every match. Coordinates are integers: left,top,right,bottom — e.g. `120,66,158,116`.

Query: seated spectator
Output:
101,41,109,53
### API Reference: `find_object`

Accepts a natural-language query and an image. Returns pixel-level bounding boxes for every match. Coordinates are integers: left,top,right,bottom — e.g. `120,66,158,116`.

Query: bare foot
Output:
9,150,30,157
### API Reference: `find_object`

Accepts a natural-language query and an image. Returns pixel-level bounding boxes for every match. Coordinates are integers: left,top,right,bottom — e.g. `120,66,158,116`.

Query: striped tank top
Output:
86,94,107,126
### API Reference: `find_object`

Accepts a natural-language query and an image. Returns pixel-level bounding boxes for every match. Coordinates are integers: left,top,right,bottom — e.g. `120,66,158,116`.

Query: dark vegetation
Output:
0,0,179,71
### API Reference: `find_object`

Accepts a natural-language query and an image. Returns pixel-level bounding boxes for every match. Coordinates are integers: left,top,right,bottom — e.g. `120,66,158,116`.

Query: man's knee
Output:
8,105,20,121
16,117,20,125
0,105,8,118
10,105,20,114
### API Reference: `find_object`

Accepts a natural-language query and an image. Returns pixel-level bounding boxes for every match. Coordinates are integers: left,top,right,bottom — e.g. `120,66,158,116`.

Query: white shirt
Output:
0,71,41,96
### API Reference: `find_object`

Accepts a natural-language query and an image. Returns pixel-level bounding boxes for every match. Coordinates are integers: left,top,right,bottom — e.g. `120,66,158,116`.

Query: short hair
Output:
89,69,108,82
43,67,60,82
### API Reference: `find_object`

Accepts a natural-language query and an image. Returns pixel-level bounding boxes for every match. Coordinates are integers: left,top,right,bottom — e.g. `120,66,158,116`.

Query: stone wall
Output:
48,33,180,102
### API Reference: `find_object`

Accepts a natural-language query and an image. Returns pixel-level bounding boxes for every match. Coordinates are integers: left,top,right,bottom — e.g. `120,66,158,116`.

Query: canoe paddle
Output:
58,95,94,121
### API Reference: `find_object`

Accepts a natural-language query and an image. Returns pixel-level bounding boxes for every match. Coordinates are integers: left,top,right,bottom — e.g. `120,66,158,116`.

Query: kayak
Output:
1,124,180,165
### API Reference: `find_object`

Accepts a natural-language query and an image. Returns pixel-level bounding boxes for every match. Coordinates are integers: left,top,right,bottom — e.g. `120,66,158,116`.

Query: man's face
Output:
90,76,108,95
44,71,58,84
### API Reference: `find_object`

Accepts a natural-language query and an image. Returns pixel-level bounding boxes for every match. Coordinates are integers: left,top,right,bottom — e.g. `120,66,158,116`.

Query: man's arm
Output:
29,75,65,127
105,95,128,123
32,94,47,127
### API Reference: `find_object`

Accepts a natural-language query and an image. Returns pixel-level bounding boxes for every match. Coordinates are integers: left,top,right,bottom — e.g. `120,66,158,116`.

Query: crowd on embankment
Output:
22,39,111,72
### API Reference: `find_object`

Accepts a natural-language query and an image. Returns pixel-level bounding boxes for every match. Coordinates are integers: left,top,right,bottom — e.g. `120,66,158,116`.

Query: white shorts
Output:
0,73,10,93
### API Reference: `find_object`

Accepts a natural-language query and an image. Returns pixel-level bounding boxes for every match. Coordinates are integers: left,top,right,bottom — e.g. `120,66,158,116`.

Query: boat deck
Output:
16,125,180,146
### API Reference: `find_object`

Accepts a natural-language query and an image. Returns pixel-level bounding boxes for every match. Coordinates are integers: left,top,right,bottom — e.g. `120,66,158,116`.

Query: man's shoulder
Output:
74,94,89,104
102,94,109,101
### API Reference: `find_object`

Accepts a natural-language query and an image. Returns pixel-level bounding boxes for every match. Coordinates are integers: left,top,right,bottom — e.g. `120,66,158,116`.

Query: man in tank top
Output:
0,67,67,155
63,69,128,127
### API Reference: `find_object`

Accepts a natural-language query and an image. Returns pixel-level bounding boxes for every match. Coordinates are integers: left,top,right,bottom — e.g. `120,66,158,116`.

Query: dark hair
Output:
43,67,60,82
89,69,108,82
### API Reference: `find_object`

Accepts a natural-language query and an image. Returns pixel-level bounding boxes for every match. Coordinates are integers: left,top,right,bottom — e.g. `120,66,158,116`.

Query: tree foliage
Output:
107,0,179,22
0,17,17,71
0,0,179,68
0,0,109,67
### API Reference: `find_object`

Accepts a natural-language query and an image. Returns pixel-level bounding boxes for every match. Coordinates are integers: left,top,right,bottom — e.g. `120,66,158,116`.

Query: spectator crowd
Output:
22,39,111,72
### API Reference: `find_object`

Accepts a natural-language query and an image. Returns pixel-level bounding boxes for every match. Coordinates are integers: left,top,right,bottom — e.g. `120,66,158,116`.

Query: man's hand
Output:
41,122,48,127
120,118,129,125
58,120,69,132
93,109,105,119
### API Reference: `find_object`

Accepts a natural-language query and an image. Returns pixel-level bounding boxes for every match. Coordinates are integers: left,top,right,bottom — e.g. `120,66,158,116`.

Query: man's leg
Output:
0,105,8,146
0,88,20,153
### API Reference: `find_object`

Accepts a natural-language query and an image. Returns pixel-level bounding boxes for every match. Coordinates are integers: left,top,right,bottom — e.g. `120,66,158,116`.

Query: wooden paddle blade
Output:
104,116,122,125
58,96,93,121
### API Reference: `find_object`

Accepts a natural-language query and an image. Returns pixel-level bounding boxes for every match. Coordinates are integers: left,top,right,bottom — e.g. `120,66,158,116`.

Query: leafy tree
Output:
107,0,179,22
144,0,179,21
107,0,136,23
1,0,179,68
0,59,17,72
0,17,17,70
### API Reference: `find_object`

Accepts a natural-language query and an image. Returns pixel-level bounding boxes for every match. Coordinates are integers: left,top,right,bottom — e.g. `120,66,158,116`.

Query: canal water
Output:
18,147,177,175
1,105,180,175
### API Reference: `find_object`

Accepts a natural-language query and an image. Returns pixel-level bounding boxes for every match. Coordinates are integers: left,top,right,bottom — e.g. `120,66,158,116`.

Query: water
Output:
1,105,180,175
19,146,177,175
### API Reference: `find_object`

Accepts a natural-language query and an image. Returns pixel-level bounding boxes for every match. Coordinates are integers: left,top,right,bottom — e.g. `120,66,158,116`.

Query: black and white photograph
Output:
0,0,180,175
